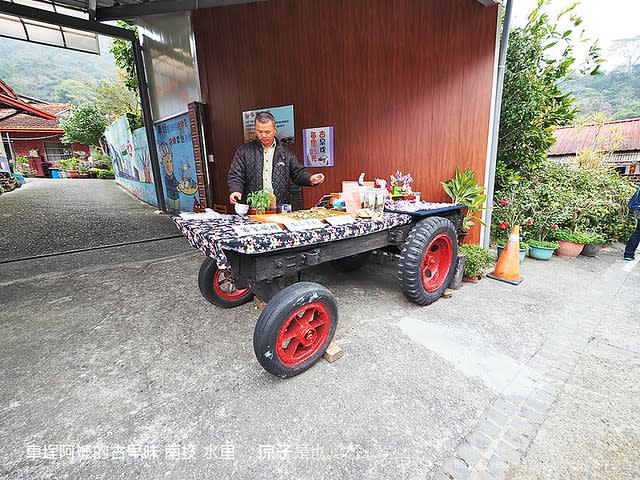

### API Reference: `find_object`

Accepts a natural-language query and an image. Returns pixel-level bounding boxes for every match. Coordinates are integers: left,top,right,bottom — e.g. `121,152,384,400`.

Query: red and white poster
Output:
303,126,334,167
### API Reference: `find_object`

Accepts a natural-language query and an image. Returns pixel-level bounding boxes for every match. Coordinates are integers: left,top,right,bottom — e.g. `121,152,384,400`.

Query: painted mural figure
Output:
159,142,181,212
178,160,198,195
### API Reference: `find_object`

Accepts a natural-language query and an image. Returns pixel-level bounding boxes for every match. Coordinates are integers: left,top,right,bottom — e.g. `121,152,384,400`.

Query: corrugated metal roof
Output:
0,103,70,132
550,151,640,166
548,118,640,155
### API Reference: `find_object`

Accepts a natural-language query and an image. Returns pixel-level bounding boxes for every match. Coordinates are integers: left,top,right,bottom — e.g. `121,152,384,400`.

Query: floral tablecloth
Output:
173,212,413,270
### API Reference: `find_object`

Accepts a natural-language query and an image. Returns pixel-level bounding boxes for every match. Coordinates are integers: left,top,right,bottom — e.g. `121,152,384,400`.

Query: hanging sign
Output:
303,126,334,167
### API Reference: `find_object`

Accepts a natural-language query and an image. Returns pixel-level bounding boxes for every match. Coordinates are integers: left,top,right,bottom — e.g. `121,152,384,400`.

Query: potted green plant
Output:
246,189,275,215
458,244,494,282
552,229,590,258
441,167,487,242
15,155,30,175
580,232,606,257
77,163,89,178
527,239,559,260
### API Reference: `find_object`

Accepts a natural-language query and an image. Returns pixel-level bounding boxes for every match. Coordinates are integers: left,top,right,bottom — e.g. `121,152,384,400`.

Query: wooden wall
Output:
193,0,498,241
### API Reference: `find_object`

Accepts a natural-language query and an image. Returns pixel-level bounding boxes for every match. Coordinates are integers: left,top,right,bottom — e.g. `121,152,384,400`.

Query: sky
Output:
510,0,640,69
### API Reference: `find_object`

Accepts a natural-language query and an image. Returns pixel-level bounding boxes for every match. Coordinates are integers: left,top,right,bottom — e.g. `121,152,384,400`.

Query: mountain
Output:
0,35,117,103
563,65,640,121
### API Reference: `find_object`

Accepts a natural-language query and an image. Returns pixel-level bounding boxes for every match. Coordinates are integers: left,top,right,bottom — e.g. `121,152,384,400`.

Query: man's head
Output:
255,111,277,148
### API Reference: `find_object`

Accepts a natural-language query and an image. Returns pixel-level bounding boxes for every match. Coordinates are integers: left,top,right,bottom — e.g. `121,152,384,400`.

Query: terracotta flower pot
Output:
555,240,584,259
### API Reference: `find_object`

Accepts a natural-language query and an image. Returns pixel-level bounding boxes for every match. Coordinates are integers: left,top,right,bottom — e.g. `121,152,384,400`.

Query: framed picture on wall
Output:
242,105,295,144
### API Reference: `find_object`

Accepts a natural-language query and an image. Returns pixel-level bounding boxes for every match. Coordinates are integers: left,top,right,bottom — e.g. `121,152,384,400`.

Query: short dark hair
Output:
255,111,276,128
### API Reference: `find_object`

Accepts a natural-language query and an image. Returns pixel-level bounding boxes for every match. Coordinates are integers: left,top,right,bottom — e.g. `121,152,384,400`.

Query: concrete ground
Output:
0,178,179,262
0,178,638,479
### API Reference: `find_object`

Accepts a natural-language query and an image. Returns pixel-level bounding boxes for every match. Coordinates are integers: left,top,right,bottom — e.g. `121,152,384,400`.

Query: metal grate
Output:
44,141,73,163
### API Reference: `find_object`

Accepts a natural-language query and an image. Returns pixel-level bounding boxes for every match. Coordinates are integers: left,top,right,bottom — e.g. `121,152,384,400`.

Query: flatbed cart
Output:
173,204,464,378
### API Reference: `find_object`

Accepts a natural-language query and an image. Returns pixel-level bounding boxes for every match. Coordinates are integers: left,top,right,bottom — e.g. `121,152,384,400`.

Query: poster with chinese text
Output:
303,126,334,167
243,105,295,144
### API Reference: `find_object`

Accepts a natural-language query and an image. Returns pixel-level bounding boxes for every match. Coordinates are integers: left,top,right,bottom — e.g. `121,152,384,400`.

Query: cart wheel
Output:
253,282,338,378
198,257,253,308
329,251,371,272
398,217,457,305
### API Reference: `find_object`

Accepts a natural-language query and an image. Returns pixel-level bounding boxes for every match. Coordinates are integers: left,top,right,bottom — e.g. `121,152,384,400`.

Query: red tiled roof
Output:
0,104,71,132
548,118,640,155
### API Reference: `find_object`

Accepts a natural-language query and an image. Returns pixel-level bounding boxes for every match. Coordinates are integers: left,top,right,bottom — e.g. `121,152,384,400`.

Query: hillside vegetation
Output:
0,36,116,103
564,65,640,120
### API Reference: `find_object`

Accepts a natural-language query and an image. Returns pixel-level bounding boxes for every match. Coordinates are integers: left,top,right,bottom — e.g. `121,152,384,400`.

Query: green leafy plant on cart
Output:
246,189,273,214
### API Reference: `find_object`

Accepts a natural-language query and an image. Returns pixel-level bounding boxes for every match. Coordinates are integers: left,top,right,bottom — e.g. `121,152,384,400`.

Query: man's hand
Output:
229,192,242,204
310,173,325,185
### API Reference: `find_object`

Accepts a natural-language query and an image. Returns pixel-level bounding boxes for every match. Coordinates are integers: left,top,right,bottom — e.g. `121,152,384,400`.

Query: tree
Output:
109,21,139,95
54,78,97,105
59,104,109,150
496,0,603,188
609,35,640,72
95,75,140,122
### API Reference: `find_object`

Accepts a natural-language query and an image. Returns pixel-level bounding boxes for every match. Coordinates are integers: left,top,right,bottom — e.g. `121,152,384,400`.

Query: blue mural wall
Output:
0,140,9,173
154,112,200,213
104,116,158,207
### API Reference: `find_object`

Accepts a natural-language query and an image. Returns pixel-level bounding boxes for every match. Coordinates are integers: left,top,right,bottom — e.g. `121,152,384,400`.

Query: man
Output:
228,111,325,206
623,186,640,260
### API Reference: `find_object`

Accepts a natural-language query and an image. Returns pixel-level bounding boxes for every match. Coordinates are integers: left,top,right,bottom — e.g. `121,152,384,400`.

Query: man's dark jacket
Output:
227,139,313,204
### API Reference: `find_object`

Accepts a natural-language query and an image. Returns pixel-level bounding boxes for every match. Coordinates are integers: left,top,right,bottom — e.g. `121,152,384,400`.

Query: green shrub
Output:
581,231,607,245
492,160,637,244
528,239,559,249
95,168,114,179
459,244,494,278
58,157,80,171
552,229,592,244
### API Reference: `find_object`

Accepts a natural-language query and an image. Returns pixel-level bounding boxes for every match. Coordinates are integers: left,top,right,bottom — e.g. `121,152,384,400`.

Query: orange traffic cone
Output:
488,225,523,285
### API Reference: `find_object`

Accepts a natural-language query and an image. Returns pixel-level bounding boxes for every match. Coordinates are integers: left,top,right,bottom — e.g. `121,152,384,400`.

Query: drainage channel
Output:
0,235,184,264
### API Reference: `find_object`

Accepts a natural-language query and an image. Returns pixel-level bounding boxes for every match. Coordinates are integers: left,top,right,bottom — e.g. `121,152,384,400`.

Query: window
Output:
44,142,73,163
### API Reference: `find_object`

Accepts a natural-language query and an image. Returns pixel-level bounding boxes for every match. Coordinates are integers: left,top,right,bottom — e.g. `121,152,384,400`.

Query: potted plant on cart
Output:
247,189,276,215
441,167,487,244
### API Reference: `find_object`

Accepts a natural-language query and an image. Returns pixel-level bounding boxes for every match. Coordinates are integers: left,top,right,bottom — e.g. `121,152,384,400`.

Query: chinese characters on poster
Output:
303,127,334,167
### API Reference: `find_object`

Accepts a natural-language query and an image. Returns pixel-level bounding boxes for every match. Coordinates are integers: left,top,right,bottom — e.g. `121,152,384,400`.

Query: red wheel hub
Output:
420,233,454,292
276,302,331,366
213,269,250,300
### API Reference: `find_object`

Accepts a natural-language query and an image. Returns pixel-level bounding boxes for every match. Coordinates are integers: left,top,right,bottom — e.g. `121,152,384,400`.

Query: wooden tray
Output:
250,209,352,226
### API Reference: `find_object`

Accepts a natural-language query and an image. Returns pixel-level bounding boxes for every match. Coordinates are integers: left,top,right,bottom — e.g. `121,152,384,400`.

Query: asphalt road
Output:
0,178,180,263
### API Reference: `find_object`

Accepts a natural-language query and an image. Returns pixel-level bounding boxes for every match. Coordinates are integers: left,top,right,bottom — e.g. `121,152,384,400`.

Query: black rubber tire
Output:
329,251,371,272
197,257,253,308
398,217,458,306
253,282,338,378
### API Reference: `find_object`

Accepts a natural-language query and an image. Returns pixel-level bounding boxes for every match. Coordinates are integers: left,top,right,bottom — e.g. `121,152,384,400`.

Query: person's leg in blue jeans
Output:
624,219,640,259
